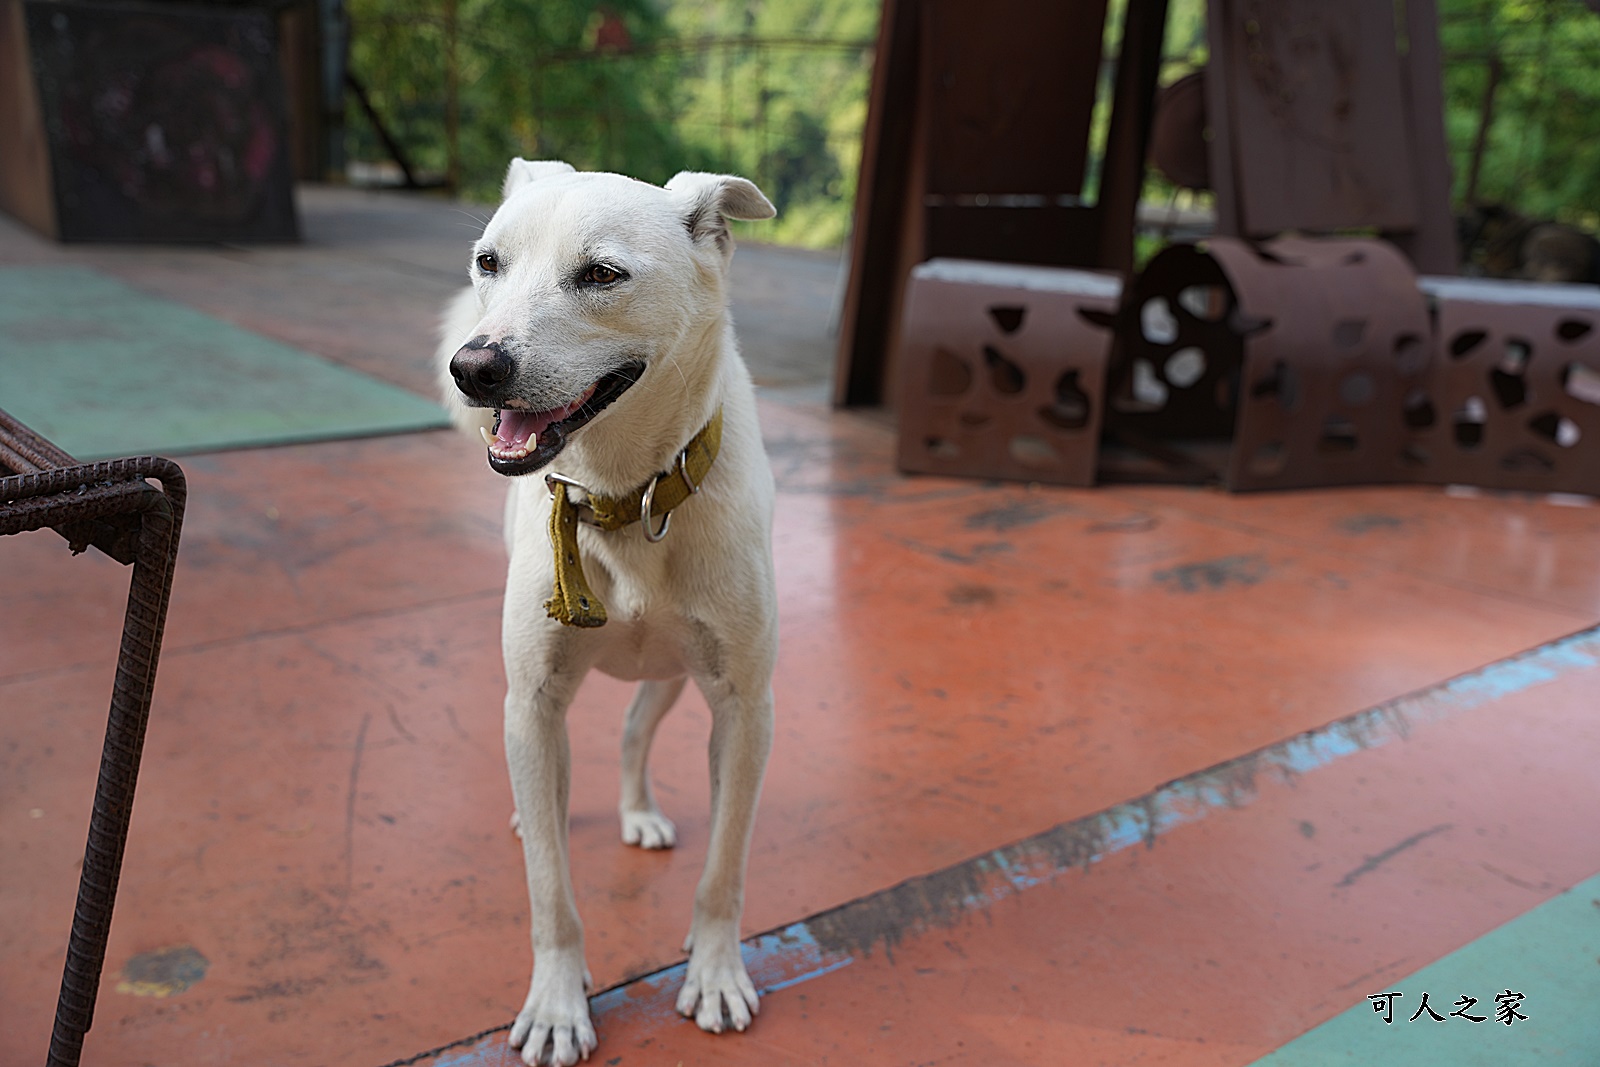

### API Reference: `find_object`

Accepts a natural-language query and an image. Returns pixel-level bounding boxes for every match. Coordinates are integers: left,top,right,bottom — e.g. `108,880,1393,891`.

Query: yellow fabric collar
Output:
543,407,723,628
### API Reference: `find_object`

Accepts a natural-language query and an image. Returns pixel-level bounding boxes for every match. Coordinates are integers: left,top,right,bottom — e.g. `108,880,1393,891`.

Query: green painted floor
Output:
1253,870,1600,1065
0,265,447,459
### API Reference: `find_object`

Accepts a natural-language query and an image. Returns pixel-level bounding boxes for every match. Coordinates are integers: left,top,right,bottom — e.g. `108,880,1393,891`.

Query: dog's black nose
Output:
450,336,514,399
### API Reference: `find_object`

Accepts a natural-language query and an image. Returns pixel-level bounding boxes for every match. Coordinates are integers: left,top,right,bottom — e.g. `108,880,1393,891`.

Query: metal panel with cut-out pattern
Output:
1416,278,1600,496
1207,237,1434,490
894,259,1119,486
1103,237,1433,491
897,242,1600,498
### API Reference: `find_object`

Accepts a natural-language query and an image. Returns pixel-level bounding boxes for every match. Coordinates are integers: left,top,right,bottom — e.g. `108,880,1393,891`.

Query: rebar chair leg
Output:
0,409,186,1067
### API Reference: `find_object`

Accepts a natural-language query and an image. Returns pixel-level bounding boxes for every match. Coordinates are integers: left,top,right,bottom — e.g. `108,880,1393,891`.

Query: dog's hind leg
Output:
620,675,686,849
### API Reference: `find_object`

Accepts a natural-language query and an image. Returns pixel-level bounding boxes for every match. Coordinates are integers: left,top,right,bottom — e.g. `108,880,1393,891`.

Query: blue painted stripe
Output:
788,625,1599,974
401,625,1600,1067
761,956,855,993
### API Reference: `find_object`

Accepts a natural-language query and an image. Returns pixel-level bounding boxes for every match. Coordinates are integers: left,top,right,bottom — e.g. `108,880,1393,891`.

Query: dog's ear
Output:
665,172,776,253
502,159,575,201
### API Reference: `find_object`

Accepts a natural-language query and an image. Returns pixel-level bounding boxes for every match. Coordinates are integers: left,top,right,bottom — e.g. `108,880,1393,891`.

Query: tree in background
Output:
344,0,1600,250
346,0,875,247
1438,0,1600,227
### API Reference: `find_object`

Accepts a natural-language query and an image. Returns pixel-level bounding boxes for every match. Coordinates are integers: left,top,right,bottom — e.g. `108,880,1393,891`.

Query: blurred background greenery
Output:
345,0,876,246
343,0,1600,249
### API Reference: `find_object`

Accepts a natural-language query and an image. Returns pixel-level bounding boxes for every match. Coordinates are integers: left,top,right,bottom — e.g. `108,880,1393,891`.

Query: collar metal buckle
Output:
677,447,700,494
544,471,599,526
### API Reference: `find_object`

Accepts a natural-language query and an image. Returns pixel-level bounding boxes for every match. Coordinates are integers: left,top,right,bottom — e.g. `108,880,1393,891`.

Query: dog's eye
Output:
476,252,499,275
583,264,621,285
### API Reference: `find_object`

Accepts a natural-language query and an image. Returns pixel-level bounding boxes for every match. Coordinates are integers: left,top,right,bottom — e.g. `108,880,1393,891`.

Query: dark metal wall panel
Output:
1390,0,1459,275
835,0,1169,408
22,0,299,243
1211,0,1421,236
920,0,1106,197
923,203,1101,267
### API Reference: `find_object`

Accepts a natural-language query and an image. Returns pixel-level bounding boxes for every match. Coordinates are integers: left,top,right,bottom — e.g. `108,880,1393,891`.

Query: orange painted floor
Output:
4,189,1600,1066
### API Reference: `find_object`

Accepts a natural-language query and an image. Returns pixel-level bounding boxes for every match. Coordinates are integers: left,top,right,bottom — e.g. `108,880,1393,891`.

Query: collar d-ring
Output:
639,473,671,542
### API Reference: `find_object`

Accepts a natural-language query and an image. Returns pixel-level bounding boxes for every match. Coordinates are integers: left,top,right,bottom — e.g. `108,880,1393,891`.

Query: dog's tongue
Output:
494,409,554,452
492,390,595,454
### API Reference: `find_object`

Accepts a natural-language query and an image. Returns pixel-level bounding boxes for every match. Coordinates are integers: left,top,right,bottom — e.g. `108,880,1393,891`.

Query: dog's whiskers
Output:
663,348,691,393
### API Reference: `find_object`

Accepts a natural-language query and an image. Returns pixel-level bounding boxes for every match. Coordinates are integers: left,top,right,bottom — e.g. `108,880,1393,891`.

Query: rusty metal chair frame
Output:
0,408,186,1067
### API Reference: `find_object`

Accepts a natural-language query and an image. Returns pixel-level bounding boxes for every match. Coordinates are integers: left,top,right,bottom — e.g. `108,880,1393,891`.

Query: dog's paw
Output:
509,809,522,838
620,808,677,850
675,929,758,1034
508,957,597,1066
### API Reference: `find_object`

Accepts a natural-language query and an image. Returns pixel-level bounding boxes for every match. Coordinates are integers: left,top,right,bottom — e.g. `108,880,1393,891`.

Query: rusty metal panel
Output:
1104,237,1432,491
895,259,1119,486
833,0,926,408
1149,70,1210,191
21,0,299,243
920,0,1107,197
1390,0,1459,275
1215,237,1432,489
1414,278,1600,496
835,0,1172,408
899,238,1600,497
922,202,1102,268
1106,242,1244,449
1209,0,1421,236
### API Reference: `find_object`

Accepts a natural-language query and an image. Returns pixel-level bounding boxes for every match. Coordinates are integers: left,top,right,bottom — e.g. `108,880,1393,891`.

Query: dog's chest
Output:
588,612,694,681
571,537,695,680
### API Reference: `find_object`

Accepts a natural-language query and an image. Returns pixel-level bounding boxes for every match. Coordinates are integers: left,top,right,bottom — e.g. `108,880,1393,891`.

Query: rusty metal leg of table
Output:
0,431,187,1067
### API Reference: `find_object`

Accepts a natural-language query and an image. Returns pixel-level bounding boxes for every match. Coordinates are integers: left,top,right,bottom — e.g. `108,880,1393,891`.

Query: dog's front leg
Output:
676,655,775,1033
505,659,596,1067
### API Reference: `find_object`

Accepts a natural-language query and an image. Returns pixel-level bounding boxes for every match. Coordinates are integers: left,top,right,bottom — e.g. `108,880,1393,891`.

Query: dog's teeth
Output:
479,425,494,447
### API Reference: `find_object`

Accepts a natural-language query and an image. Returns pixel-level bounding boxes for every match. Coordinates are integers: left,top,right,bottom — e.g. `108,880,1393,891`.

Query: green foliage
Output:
345,0,877,247
344,0,1600,249
1438,0,1600,226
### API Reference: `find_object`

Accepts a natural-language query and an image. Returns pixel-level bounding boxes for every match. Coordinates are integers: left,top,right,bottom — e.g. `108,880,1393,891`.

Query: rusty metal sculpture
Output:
834,0,1171,407
0,409,186,1067
1106,237,1436,491
1417,277,1600,495
895,259,1120,486
900,238,1600,497
1106,239,1600,495
874,0,1600,498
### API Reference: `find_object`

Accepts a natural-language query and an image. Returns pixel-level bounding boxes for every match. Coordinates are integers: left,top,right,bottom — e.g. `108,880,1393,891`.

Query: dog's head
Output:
446,159,774,477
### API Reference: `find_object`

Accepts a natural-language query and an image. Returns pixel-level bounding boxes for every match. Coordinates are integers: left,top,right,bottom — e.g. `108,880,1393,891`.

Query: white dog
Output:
435,160,779,1065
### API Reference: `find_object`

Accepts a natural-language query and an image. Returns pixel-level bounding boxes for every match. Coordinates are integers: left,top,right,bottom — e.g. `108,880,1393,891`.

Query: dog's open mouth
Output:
479,362,644,477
